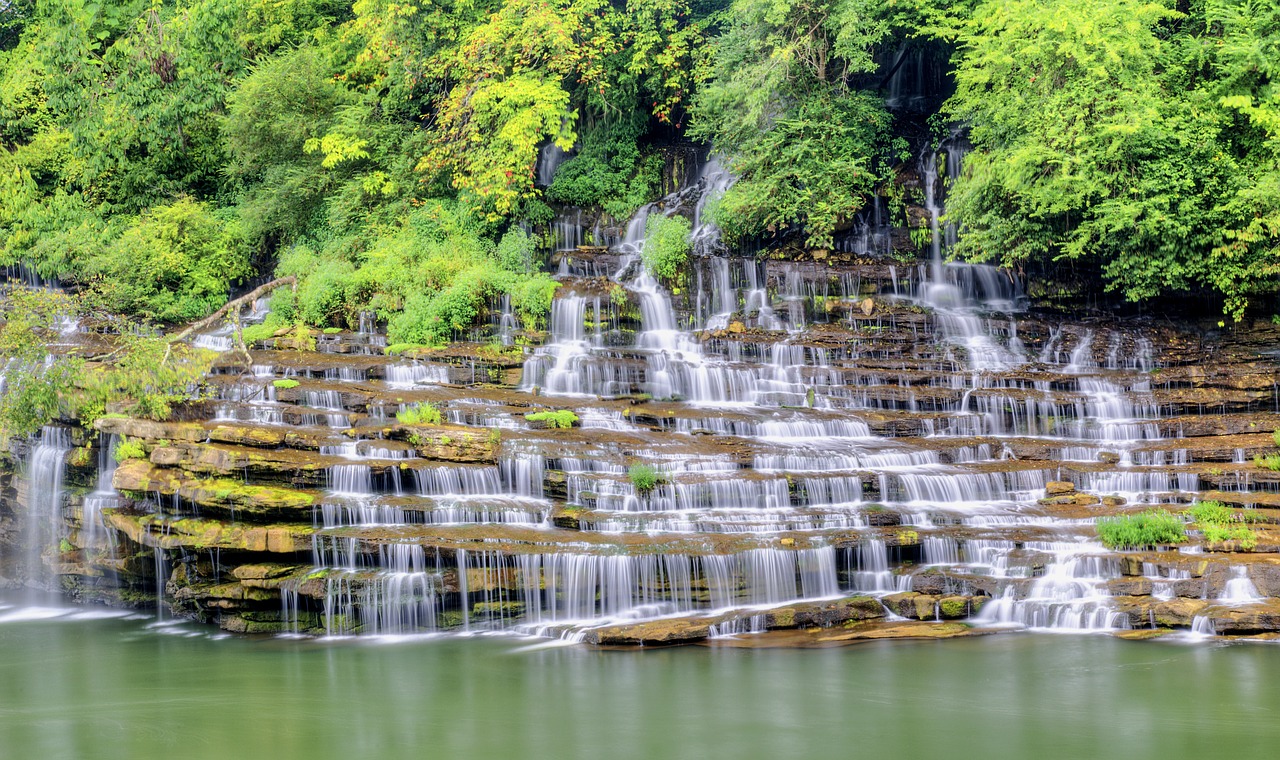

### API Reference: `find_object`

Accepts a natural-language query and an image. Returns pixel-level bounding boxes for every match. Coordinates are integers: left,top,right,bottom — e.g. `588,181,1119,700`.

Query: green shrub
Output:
113,438,146,463
628,463,664,493
495,227,539,274
507,274,559,330
525,410,578,429
397,402,442,426
1096,510,1186,550
641,214,692,281
85,198,251,323
546,115,659,220
273,379,300,389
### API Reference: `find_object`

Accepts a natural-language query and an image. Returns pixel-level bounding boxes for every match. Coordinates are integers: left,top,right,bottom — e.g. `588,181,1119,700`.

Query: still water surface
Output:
0,598,1276,760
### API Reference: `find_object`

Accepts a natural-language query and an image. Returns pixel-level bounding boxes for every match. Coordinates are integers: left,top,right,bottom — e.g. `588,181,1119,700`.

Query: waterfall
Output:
536,142,571,187
81,434,121,550
1220,567,1262,605
972,544,1127,631
22,427,72,595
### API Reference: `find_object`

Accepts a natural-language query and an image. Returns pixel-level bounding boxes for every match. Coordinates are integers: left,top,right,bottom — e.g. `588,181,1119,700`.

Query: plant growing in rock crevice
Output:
113,438,146,463
628,464,664,493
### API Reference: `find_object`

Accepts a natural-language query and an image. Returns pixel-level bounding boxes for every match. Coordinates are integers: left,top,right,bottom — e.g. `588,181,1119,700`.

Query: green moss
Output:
273,379,300,389
385,343,426,356
524,409,578,428
240,323,279,344
940,598,967,618
68,445,93,468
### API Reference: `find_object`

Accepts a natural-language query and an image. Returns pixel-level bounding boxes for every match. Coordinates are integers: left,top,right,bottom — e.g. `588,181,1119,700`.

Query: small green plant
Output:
1096,510,1186,550
273,379,300,389
59,538,74,554
628,463,664,493
1273,429,1280,448
1187,500,1233,526
397,402,442,426
386,344,425,356
240,322,279,344
1186,500,1257,549
1254,453,1280,471
609,283,628,308
113,438,146,463
289,322,316,351
525,410,579,428
1201,523,1257,549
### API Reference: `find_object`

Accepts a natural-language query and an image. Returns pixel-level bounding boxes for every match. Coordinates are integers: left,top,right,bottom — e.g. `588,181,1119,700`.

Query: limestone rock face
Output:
1205,600,1280,634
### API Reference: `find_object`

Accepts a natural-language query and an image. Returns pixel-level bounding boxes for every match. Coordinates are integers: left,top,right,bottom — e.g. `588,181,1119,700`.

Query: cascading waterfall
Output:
43,129,1253,646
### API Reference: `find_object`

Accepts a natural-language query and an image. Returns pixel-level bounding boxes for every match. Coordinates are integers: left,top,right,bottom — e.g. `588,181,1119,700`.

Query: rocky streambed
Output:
5,253,1280,647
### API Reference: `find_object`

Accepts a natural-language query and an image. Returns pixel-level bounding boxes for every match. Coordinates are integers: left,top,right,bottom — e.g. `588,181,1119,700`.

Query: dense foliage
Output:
0,289,213,442
0,0,1278,326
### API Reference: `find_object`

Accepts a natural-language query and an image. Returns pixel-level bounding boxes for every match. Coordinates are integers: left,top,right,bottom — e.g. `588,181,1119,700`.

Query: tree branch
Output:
169,276,296,343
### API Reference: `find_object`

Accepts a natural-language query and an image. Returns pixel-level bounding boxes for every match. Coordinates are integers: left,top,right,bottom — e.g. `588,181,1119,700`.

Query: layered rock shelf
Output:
6,253,1280,646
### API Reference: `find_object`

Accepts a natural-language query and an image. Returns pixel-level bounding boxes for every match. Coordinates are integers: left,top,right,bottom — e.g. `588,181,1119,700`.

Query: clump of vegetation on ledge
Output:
1186,500,1256,549
397,403,442,426
628,464,665,494
1096,510,1186,550
525,410,578,429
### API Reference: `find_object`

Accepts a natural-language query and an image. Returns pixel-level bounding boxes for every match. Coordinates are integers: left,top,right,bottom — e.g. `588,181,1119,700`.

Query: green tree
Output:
689,0,902,247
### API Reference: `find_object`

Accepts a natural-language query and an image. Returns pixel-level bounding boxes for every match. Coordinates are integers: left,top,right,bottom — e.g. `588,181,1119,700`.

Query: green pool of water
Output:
0,601,1276,759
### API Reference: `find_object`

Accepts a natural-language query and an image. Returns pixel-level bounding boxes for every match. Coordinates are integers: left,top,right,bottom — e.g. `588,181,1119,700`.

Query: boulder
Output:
1045,481,1076,496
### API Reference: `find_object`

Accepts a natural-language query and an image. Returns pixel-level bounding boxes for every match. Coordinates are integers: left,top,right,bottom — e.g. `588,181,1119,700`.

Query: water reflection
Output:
0,606,1276,760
